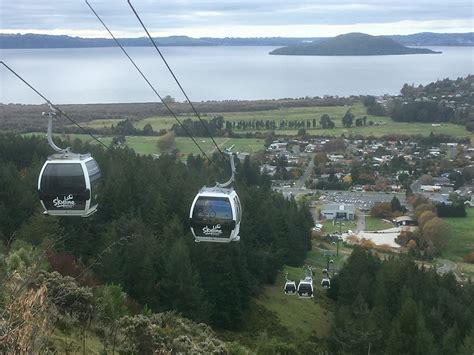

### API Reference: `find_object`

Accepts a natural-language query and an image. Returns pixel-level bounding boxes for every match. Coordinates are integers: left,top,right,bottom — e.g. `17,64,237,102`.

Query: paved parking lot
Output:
274,186,407,210
317,190,407,210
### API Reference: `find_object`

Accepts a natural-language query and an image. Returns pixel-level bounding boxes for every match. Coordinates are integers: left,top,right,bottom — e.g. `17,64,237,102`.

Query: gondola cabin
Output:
38,153,101,217
297,277,314,298
284,281,297,295
321,278,331,289
189,186,241,243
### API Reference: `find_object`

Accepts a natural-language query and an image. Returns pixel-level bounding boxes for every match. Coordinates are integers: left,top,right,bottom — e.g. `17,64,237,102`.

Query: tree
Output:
385,296,434,354
320,114,335,129
15,211,64,247
115,119,137,135
418,211,437,232
414,203,436,220
420,174,433,185
370,202,393,219
363,96,376,107
159,237,209,322
341,110,354,128
95,284,128,324
422,217,451,253
142,123,154,136
162,95,175,104
390,196,403,213
157,131,176,152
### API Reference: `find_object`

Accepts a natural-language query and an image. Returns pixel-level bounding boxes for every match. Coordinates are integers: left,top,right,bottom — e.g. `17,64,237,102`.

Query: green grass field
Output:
321,219,357,234
443,208,474,278
24,133,265,156
77,102,472,138
443,208,474,262
253,271,334,342
365,216,392,231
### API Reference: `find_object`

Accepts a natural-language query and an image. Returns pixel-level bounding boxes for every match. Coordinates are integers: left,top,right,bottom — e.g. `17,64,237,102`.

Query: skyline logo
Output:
53,194,76,208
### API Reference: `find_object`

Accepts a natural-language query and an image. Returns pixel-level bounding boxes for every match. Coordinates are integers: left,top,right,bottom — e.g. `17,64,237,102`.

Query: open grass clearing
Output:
253,271,334,342
443,208,474,262
320,219,357,234
443,208,474,261
24,132,265,156
365,216,393,231
112,136,264,156
443,208,474,278
78,102,471,138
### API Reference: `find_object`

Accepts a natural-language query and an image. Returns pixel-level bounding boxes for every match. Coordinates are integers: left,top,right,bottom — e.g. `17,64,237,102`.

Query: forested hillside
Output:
328,247,474,354
1,134,473,353
0,134,312,352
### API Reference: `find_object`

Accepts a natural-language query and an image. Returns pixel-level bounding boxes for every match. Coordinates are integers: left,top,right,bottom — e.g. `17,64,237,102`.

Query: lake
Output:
1,46,473,104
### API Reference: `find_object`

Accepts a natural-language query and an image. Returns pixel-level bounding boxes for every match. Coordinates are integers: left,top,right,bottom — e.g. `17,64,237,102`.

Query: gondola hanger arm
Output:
216,150,236,188
42,104,70,154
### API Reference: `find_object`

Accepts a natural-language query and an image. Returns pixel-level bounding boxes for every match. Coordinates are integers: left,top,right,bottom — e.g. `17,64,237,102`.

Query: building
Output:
320,203,355,220
465,196,474,208
393,216,417,227
268,142,287,152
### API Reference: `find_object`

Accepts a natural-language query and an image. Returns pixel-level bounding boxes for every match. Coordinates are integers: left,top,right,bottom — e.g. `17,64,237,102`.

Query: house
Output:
268,142,287,152
421,185,442,192
465,196,474,208
393,216,417,227
320,204,355,220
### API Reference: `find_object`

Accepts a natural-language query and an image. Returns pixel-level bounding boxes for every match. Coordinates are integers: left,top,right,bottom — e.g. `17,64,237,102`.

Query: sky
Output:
1,0,473,38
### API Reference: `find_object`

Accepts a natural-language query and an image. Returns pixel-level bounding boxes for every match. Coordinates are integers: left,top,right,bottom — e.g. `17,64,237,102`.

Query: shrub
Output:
464,251,474,264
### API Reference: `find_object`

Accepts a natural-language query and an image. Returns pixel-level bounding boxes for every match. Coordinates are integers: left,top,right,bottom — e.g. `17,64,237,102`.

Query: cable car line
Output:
0,61,112,152
126,0,225,158
84,0,212,161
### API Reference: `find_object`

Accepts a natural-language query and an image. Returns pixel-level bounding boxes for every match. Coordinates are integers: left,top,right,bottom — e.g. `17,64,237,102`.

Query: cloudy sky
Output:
1,0,473,38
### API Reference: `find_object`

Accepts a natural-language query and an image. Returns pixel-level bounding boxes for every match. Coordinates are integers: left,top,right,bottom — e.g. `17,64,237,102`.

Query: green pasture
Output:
25,132,265,156
320,219,357,234
443,208,474,262
109,136,264,156
77,102,471,138
443,208,474,278
365,216,392,231
253,271,334,342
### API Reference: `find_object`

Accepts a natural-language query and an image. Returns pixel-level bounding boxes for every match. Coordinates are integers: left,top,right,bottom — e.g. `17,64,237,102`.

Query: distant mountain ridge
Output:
0,32,472,49
270,33,441,56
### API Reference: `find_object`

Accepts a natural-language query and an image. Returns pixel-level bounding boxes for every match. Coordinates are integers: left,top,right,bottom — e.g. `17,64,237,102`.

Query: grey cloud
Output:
1,0,472,34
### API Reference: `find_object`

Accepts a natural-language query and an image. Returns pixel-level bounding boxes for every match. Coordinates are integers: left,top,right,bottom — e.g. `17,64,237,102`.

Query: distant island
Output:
269,33,442,56
0,32,472,49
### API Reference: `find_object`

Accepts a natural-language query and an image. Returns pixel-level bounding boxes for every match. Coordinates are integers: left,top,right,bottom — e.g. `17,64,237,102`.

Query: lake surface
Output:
1,46,473,104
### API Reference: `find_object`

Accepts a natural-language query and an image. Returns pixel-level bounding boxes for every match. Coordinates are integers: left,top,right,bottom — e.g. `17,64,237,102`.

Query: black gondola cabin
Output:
38,153,101,217
189,186,241,243
284,281,297,295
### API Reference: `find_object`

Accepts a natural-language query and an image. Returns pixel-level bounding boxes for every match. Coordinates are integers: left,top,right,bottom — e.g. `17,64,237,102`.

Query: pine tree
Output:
159,237,210,322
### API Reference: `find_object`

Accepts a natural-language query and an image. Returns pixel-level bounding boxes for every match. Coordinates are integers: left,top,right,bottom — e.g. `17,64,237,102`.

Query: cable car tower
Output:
38,106,101,217
189,150,242,243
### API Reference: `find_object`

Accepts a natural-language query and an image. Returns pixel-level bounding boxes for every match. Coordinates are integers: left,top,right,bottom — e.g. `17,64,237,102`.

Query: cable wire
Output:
85,0,212,161
126,0,226,158
0,61,113,152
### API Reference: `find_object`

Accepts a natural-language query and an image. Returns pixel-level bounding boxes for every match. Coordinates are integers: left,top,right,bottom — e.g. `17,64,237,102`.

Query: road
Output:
294,153,315,189
355,209,365,232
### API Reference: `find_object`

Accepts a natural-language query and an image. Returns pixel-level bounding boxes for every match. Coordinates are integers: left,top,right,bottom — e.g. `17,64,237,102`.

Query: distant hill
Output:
270,33,441,56
391,32,474,46
0,32,472,49
0,33,214,48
